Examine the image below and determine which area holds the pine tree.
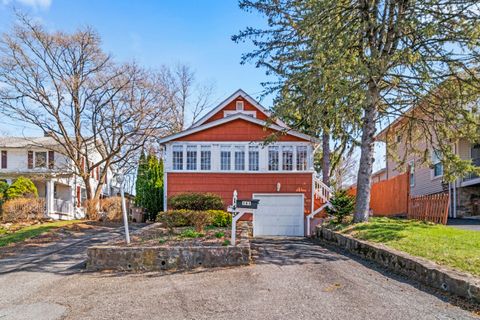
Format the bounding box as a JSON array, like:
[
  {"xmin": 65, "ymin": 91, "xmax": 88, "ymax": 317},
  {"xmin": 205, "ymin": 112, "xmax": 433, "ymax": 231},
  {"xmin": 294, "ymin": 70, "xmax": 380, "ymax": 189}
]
[{"xmin": 135, "ymin": 153, "xmax": 164, "ymax": 221}]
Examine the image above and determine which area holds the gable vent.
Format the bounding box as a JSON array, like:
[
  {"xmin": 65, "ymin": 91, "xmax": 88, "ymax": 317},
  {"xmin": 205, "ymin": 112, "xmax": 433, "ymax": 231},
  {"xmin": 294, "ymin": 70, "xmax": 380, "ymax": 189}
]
[{"xmin": 236, "ymin": 101, "xmax": 244, "ymax": 111}]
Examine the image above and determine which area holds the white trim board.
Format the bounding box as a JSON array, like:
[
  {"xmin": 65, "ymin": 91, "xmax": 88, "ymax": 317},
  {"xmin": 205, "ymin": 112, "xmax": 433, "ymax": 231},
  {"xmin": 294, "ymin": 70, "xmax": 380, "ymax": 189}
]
[
  {"xmin": 157, "ymin": 113, "xmax": 318, "ymax": 144},
  {"xmin": 191, "ymin": 89, "xmax": 287, "ymax": 128}
]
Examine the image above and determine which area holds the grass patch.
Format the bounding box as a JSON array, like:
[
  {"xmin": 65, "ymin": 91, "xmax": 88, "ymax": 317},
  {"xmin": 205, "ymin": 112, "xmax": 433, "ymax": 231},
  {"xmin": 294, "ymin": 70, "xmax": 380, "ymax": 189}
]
[
  {"xmin": 214, "ymin": 231, "xmax": 225, "ymax": 238},
  {"xmin": 340, "ymin": 217, "xmax": 480, "ymax": 277},
  {"xmin": 0, "ymin": 220, "xmax": 82, "ymax": 247}
]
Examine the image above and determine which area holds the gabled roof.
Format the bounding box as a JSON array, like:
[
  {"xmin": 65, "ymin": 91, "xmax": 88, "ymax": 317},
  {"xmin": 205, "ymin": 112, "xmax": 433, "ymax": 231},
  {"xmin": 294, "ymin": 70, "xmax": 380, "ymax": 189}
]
[
  {"xmin": 0, "ymin": 136, "xmax": 59, "ymax": 148},
  {"xmin": 157, "ymin": 113, "xmax": 318, "ymax": 144},
  {"xmin": 191, "ymin": 88, "xmax": 287, "ymax": 128}
]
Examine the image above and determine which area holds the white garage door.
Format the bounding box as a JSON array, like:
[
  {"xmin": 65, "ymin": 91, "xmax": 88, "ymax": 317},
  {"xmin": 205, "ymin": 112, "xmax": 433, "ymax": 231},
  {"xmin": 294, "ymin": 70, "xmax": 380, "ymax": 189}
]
[{"xmin": 253, "ymin": 194, "xmax": 304, "ymax": 237}]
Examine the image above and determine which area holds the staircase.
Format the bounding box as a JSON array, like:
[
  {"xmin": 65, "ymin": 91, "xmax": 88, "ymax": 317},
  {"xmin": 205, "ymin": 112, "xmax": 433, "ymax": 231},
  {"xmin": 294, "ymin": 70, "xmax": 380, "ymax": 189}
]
[{"xmin": 307, "ymin": 175, "xmax": 333, "ymax": 236}]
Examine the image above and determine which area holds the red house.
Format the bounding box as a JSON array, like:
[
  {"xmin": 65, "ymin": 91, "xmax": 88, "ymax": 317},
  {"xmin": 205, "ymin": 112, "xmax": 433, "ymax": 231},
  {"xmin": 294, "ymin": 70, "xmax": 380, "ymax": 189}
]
[{"xmin": 159, "ymin": 89, "xmax": 330, "ymax": 236}]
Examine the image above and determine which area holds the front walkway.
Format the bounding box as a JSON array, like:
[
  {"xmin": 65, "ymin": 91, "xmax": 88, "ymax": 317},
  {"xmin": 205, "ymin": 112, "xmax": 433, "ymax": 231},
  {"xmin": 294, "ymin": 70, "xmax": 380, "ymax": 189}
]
[{"xmin": 0, "ymin": 237, "xmax": 476, "ymax": 319}]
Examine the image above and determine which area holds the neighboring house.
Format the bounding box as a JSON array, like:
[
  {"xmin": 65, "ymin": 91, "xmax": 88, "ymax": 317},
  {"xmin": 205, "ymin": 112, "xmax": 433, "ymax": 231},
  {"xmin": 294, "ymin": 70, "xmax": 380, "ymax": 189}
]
[
  {"xmin": 376, "ymin": 121, "xmax": 480, "ymax": 218},
  {"xmin": 158, "ymin": 89, "xmax": 330, "ymax": 237},
  {"xmin": 371, "ymin": 168, "xmax": 387, "ymax": 184},
  {"xmin": 0, "ymin": 137, "xmax": 118, "ymax": 220}
]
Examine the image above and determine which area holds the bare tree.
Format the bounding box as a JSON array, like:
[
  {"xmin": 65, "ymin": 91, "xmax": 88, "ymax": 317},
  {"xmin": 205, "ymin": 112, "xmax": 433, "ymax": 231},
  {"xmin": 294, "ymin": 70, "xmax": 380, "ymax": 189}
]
[
  {"xmin": 0, "ymin": 14, "xmax": 174, "ymax": 216},
  {"xmin": 159, "ymin": 64, "xmax": 215, "ymax": 132}
]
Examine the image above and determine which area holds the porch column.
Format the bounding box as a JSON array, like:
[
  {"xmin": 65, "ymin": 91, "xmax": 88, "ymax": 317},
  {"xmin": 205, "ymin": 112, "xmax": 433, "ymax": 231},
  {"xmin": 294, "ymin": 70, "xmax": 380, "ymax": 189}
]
[{"xmin": 45, "ymin": 179, "xmax": 55, "ymax": 215}]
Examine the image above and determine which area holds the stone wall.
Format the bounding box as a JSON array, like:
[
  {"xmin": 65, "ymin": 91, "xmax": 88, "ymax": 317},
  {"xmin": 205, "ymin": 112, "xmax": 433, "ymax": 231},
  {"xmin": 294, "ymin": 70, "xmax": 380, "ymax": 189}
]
[
  {"xmin": 87, "ymin": 222, "xmax": 252, "ymax": 272},
  {"xmin": 316, "ymin": 226, "xmax": 480, "ymax": 303},
  {"xmin": 456, "ymin": 185, "xmax": 480, "ymax": 217}
]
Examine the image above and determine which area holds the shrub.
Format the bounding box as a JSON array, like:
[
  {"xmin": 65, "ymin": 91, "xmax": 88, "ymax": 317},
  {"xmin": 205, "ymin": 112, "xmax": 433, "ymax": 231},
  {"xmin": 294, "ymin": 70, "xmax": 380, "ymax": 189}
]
[
  {"xmin": 189, "ymin": 211, "xmax": 213, "ymax": 233},
  {"xmin": 101, "ymin": 197, "xmax": 122, "ymax": 221},
  {"xmin": 325, "ymin": 189, "xmax": 356, "ymax": 224},
  {"xmin": 169, "ymin": 192, "xmax": 224, "ymax": 211},
  {"xmin": 207, "ymin": 210, "xmax": 232, "ymax": 227},
  {"xmin": 84, "ymin": 199, "xmax": 101, "ymax": 221},
  {"xmin": 6, "ymin": 177, "xmax": 38, "ymax": 199},
  {"xmin": 215, "ymin": 231, "xmax": 225, "ymax": 238},
  {"xmin": 156, "ymin": 210, "xmax": 192, "ymax": 231},
  {"xmin": 179, "ymin": 228, "xmax": 204, "ymax": 238},
  {"xmin": 2, "ymin": 198, "xmax": 45, "ymax": 222}
]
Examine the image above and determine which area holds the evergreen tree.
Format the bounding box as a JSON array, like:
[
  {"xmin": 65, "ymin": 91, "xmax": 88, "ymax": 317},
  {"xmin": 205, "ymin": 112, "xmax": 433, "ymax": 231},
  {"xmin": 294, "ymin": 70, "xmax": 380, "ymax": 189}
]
[{"xmin": 135, "ymin": 153, "xmax": 163, "ymax": 221}]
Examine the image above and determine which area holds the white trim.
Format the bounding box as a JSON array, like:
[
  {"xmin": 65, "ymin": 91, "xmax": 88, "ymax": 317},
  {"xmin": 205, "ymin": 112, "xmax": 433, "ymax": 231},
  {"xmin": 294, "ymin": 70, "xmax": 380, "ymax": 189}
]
[
  {"xmin": 224, "ymin": 110, "xmax": 256, "ymax": 118},
  {"xmin": 157, "ymin": 113, "xmax": 318, "ymax": 144},
  {"xmin": 191, "ymin": 89, "xmax": 286, "ymax": 128}
]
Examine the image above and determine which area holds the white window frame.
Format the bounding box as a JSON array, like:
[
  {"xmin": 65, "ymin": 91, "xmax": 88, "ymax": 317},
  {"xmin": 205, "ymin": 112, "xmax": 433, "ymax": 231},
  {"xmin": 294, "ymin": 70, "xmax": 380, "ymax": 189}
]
[
  {"xmin": 200, "ymin": 145, "xmax": 211, "ymax": 171},
  {"xmin": 430, "ymin": 150, "xmax": 443, "ymax": 179},
  {"xmin": 186, "ymin": 145, "xmax": 197, "ymax": 171},
  {"xmin": 236, "ymin": 101, "xmax": 244, "ymax": 111},
  {"xmin": 248, "ymin": 145, "xmax": 259, "ymax": 171},
  {"xmin": 234, "ymin": 145, "xmax": 246, "ymax": 171},
  {"xmin": 167, "ymin": 142, "xmax": 313, "ymax": 173},
  {"xmin": 220, "ymin": 146, "xmax": 231, "ymax": 171}
]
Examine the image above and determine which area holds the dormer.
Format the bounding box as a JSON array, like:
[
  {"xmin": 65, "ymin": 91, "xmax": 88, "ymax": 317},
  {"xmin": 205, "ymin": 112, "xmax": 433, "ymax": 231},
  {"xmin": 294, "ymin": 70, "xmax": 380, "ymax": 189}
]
[{"xmin": 191, "ymin": 89, "xmax": 286, "ymax": 128}]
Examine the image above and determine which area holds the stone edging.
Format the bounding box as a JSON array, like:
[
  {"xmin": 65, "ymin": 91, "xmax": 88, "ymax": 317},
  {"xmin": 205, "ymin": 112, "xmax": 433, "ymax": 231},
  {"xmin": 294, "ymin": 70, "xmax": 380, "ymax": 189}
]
[
  {"xmin": 86, "ymin": 222, "xmax": 252, "ymax": 272},
  {"xmin": 316, "ymin": 226, "xmax": 480, "ymax": 303}
]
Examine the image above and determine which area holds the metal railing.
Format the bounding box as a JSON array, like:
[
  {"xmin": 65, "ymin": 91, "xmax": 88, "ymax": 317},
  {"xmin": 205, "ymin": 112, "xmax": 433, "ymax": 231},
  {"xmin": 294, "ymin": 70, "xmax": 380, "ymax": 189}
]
[
  {"xmin": 313, "ymin": 175, "xmax": 332, "ymax": 203},
  {"xmin": 464, "ymin": 158, "xmax": 480, "ymax": 182}
]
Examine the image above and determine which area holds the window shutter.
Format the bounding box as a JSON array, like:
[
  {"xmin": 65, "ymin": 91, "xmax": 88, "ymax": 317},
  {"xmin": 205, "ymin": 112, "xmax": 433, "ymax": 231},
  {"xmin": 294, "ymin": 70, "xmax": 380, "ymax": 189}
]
[
  {"xmin": 96, "ymin": 167, "xmax": 100, "ymax": 181},
  {"xmin": 76, "ymin": 186, "xmax": 81, "ymax": 207},
  {"xmin": 27, "ymin": 151, "xmax": 33, "ymax": 169},
  {"xmin": 80, "ymin": 157, "xmax": 85, "ymax": 172},
  {"xmin": 1, "ymin": 151, "xmax": 6, "ymax": 169},
  {"xmin": 48, "ymin": 151, "xmax": 55, "ymax": 169}
]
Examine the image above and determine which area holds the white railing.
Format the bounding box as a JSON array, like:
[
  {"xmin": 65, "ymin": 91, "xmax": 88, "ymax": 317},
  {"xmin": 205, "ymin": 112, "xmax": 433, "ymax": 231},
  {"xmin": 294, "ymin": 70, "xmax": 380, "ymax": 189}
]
[
  {"xmin": 54, "ymin": 198, "xmax": 72, "ymax": 214},
  {"xmin": 313, "ymin": 175, "xmax": 332, "ymax": 203},
  {"xmin": 307, "ymin": 175, "xmax": 333, "ymax": 236}
]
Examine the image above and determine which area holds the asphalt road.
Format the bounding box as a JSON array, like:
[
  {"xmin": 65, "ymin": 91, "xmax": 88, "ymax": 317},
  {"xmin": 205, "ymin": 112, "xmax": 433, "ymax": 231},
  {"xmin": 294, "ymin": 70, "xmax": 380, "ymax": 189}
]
[{"xmin": 0, "ymin": 234, "xmax": 477, "ymax": 320}]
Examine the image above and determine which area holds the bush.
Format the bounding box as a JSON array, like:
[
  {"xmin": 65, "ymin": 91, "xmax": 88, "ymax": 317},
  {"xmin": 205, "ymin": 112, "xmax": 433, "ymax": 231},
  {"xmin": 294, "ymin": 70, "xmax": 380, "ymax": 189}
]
[
  {"xmin": 207, "ymin": 210, "xmax": 232, "ymax": 227},
  {"xmin": 101, "ymin": 197, "xmax": 122, "ymax": 221},
  {"xmin": 6, "ymin": 177, "xmax": 38, "ymax": 199},
  {"xmin": 179, "ymin": 228, "xmax": 204, "ymax": 238},
  {"xmin": 169, "ymin": 192, "xmax": 224, "ymax": 211},
  {"xmin": 325, "ymin": 189, "xmax": 356, "ymax": 224},
  {"xmin": 84, "ymin": 199, "xmax": 100, "ymax": 221},
  {"xmin": 156, "ymin": 210, "xmax": 192, "ymax": 231},
  {"xmin": 2, "ymin": 198, "xmax": 45, "ymax": 222},
  {"xmin": 189, "ymin": 211, "xmax": 212, "ymax": 233},
  {"xmin": 156, "ymin": 209, "xmax": 227, "ymax": 233}
]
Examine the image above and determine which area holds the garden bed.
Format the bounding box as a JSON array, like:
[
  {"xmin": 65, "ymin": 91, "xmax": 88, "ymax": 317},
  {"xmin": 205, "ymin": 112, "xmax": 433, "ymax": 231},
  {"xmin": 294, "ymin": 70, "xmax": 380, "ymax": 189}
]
[{"xmin": 86, "ymin": 222, "xmax": 252, "ymax": 272}]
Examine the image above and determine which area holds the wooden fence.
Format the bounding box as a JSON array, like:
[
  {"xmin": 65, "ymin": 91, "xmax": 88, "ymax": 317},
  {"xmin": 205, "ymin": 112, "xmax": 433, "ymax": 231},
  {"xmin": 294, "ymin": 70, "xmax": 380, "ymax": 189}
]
[
  {"xmin": 407, "ymin": 193, "xmax": 450, "ymax": 225},
  {"xmin": 348, "ymin": 172, "xmax": 410, "ymax": 217}
]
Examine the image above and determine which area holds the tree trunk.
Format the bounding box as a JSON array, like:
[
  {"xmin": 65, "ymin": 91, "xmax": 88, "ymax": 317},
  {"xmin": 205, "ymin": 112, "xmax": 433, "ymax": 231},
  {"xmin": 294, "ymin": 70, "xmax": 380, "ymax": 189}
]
[
  {"xmin": 321, "ymin": 130, "xmax": 331, "ymax": 187},
  {"xmin": 354, "ymin": 83, "xmax": 379, "ymax": 222}
]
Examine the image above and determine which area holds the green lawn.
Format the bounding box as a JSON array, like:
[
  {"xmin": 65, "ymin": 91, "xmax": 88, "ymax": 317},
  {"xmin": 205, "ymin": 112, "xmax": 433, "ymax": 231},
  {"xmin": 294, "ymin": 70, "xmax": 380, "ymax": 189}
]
[
  {"xmin": 0, "ymin": 220, "xmax": 82, "ymax": 247},
  {"xmin": 340, "ymin": 217, "xmax": 480, "ymax": 277}
]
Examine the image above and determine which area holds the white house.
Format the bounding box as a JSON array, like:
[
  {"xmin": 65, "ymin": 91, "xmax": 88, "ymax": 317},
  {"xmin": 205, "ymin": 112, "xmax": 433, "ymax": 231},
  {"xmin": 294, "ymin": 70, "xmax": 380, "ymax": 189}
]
[{"xmin": 0, "ymin": 137, "xmax": 119, "ymax": 220}]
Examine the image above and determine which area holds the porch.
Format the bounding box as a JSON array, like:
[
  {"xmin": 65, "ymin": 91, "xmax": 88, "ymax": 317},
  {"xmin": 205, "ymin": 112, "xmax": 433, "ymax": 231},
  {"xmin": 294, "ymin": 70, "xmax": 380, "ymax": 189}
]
[{"xmin": 33, "ymin": 180, "xmax": 75, "ymax": 220}]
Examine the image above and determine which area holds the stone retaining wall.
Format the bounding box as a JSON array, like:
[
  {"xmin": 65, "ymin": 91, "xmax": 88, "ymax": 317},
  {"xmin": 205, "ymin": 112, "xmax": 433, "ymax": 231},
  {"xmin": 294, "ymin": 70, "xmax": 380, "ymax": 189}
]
[
  {"xmin": 86, "ymin": 222, "xmax": 251, "ymax": 272},
  {"xmin": 316, "ymin": 226, "xmax": 480, "ymax": 303}
]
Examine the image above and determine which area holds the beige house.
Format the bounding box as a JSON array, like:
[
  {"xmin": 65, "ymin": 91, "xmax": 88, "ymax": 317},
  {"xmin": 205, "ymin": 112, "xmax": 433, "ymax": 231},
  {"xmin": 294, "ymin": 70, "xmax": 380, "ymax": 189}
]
[{"xmin": 376, "ymin": 123, "xmax": 480, "ymax": 218}]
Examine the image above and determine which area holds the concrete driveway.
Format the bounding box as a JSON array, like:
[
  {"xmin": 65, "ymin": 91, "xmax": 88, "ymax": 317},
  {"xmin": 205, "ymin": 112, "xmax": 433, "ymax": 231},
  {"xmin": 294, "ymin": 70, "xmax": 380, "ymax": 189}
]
[{"xmin": 0, "ymin": 236, "xmax": 477, "ymax": 320}]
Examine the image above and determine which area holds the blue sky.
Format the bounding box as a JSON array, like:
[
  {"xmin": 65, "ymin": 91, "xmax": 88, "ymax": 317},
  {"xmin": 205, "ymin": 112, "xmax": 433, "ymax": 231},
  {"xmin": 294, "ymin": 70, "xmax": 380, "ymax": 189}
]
[
  {"xmin": 0, "ymin": 0, "xmax": 385, "ymax": 172},
  {"xmin": 0, "ymin": 0, "xmax": 272, "ymax": 135}
]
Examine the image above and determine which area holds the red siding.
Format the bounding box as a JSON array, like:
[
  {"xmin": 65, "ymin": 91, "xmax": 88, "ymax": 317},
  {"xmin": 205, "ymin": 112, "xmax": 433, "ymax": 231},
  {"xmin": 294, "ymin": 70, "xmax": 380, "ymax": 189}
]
[
  {"xmin": 174, "ymin": 118, "xmax": 307, "ymax": 142},
  {"xmin": 167, "ymin": 172, "xmax": 313, "ymax": 215},
  {"xmin": 204, "ymin": 96, "xmax": 269, "ymax": 124}
]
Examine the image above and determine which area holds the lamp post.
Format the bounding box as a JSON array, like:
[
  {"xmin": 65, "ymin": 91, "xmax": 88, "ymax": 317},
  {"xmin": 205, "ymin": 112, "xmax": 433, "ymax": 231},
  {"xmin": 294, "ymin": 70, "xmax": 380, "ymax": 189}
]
[{"xmin": 116, "ymin": 173, "xmax": 130, "ymax": 244}]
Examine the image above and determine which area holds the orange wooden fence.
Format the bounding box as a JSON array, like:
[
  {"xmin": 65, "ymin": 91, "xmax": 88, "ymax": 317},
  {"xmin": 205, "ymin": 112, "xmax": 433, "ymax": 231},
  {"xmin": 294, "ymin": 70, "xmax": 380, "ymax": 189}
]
[
  {"xmin": 407, "ymin": 193, "xmax": 450, "ymax": 225},
  {"xmin": 349, "ymin": 172, "xmax": 410, "ymax": 217}
]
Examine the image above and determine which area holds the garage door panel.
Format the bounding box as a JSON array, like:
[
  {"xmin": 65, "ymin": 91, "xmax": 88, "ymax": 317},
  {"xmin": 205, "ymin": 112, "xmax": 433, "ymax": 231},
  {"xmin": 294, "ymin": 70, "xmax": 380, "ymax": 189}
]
[{"xmin": 253, "ymin": 194, "xmax": 304, "ymax": 237}]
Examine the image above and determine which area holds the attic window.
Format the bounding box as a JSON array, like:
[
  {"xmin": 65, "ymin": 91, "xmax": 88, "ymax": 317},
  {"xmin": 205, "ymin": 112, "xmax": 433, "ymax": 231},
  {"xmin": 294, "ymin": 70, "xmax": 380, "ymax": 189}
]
[{"xmin": 236, "ymin": 101, "xmax": 244, "ymax": 111}]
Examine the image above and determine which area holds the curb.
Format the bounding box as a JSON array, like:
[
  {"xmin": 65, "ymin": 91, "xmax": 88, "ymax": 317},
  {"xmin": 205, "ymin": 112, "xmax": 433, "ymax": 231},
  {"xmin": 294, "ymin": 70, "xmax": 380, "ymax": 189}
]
[{"xmin": 316, "ymin": 226, "xmax": 480, "ymax": 304}]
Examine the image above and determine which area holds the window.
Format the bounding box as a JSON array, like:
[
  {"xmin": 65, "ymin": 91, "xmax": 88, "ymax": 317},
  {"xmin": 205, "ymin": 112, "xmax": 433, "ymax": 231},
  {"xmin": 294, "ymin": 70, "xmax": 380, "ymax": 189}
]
[
  {"xmin": 200, "ymin": 145, "xmax": 211, "ymax": 170},
  {"xmin": 1, "ymin": 150, "xmax": 6, "ymax": 169},
  {"xmin": 409, "ymin": 160, "xmax": 415, "ymax": 187},
  {"xmin": 296, "ymin": 146, "xmax": 308, "ymax": 171},
  {"xmin": 172, "ymin": 145, "xmax": 183, "ymax": 170},
  {"xmin": 221, "ymin": 146, "xmax": 231, "ymax": 171},
  {"xmin": 431, "ymin": 150, "xmax": 443, "ymax": 177},
  {"xmin": 35, "ymin": 152, "xmax": 47, "ymax": 168},
  {"xmin": 236, "ymin": 101, "xmax": 244, "ymax": 111},
  {"xmin": 186, "ymin": 145, "xmax": 197, "ymax": 170},
  {"xmin": 282, "ymin": 146, "xmax": 293, "ymax": 171},
  {"xmin": 248, "ymin": 146, "xmax": 259, "ymax": 171},
  {"xmin": 268, "ymin": 146, "xmax": 279, "ymax": 171},
  {"xmin": 396, "ymin": 135, "xmax": 402, "ymax": 143},
  {"xmin": 234, "ymin": 146, "xmax": 245, "ymax": 170}
]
